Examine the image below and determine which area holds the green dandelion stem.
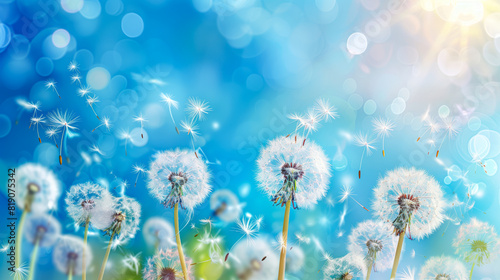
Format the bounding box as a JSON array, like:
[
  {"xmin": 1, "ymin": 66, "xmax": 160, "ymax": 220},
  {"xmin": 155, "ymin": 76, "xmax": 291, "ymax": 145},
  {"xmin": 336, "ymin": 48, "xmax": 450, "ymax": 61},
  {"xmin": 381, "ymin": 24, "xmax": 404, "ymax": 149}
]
[
  {"xmin": 390, "ymin": 230, "xmax": 405, "ymax": 280},
  {"xmin": 27, "ymin": 238, "xmax": 40, "ymax": 280},
  {"xmin": 278, "ymin": 199, "xmax": 292, "ymax": 280},
  {"xmin": 98, "ymin": 229, "xmax": 116, "ymax": 280},
  {"xmin": 175, "ymin": 203, "xmax": 189, "ymax": 280},
  {"xmin": 82, "ymin": 217, "xmax": 90, "ymax": 280},
  {"xmin": 15, "ymin": 210, "xmax": 28, "ymax": 268}
]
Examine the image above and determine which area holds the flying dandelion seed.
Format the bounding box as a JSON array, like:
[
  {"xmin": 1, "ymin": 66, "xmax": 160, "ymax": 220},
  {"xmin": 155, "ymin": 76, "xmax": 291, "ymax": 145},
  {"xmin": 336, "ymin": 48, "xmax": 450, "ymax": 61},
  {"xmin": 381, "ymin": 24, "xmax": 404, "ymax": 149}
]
[
  {"xmin": 417, "ymin": 117, "xmax": 440, "ymax": 142},
  {"xmin": 347, "ymin": 220, "xmax": 397, "ymax": 279},
  {"xmin": 353, "ymin": 133, "xmax": 376, "ymax": 179},
  {"xmin": 186, "ymin": 97, "xmax": 211, "ymax": 122},
  {"xmin": 71, "ymin": 74, "xmax": 83, "ymax": 87},
  {"xmin": 65, "ymin": 182, "xmax": 115, "ymax": 280},
  {"xmin": 373, "ymin": 168, "xmax": 445, "ymax": 280},
  {"xmin": 397, "ymin": 266, "xmax": 416, "ymax": 280},
  {"xmin": 372, "ymin": 117, "xmax": 394, "ymax": 157},
  {"xmin": 78, "ymin": 87, "xmax": 91, "ymax": 98},
  {"xmin": 45, "ymin": 127, "xmax": 60, "ymax": 147},
  {"xmin": 143, "ymin": 217, "xmax": 175, "ymax": 252},
  {"xmin": 16, "ymin": 99, "xmax": 40, "ymax": 126},
  {"xmin": 132, "ymin": 164, "xmax": 146, "ymax": 187},
  {"xmin": 85, "ymin": 95, "xmax": 100, "ymax": 120},
  {"xmin": 453, "ymin": 218, "xmax": 500, "ymax": 279},
  {"xmin": 160, "ymin": 92, "xmax": 180, "ymax": 134},
  {"xmin": 257, "ymin": 137, "xmax": 330, "ymax": 280},
  {"xmin": 89, "ymin": 144, "xmax": 104, "ymax": 155},
  {"xmin": 92, "ymin": 116, "xmax": 111, "ymax": 132},
  {"xmin": 231, "ymin": 238, "xmax": 278, "ymax": 280},
  {"xmin": 301, "ymin": 110, "xmax": 321, "ymax": 144},
  {"xmin": 314, "ymin": 99, "xmax": 338, "ymax": 122},
  {"xmin": 180, "ymin": 120, "xmax": 200, "ymax": 156},
  {"xmin": 48, "ymin": 110, "xmax": 79, "ymax": 165},
  {"xmin": 30, "ymin": 115, "xmax": 45, "ymax": 143},
  {"xmin": 24, "ymin": 214, "xmax": 61, "ymax": 280},
  {"xmin": 118, "ymin": 129, "xmax": 132, "ymax": 156},
  {"xmin": 338, "ymin": 185, "xmax": 369, "ymax": 212},
  {"xmin": 11, "ymin": 262, "xmax": 29, "ymax": 280},
  {"xmin": 147, "ymin": 149, "xmax": 211, "ymax": 280},
  {"xmin": 15, "ymin": 163, "xmax": 61, "ymax": 270},
  {"xmin": 45, "ymin": 80, "xmax": 61, "ymax": 99},
  {"xmin": 418, "ymin": 256, "xmax": 467, "ymax": 280},
  {"xmin": 143, "ymin": 249, "xmax": 193, "ymax": 280},
  {"xmin": 98, "ymin": 196, "xmax": 141, "ymax": 280},
  {"xmin": 68, "ymin": 61, "xmax": 79, "ymax": 73},
  {"xmin": 53, "ymin": 235, "xmax": 92, "ymax": 279},
  {"xmin": 436, "ymin": 118, "xmax": 460, "ymax": 158},
  {"xmin": 322, "ymin": 253, "xmax": 366, "ymax": 280},
  {"xmin": 122, "ymin": 253, "xmax": 141, "ymax": 275},
  {"xmin": 133, "ymin": 113, "xmax": 147, "ymax": 138},
  {"xmin": 286, "ymin": 113, "xmax": 304, "ymax": 142}
]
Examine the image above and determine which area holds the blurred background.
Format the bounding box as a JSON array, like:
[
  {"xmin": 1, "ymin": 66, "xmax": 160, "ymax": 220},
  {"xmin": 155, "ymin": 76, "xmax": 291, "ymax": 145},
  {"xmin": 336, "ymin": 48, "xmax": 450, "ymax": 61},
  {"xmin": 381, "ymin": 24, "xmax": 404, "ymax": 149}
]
[{"xmin": 0, "ymin": 0, "xmax": 499, "ymax": 279}]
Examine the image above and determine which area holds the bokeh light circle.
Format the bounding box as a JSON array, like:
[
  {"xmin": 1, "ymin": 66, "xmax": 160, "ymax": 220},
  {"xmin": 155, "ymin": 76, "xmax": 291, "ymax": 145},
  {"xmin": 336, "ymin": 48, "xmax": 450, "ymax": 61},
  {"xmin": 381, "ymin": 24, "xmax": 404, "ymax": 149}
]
[
  {"xmin": 437, "ymin": 48, "xmax": 463, "ymax": 76},
  {"xmin": 363, "ymin": 99, "xmax": 377, "ymax": 115},
  {"xmin": 130, "ymin": 127, "xmax": 148, "ymax": 147},
  {"xmin": 86, "ymin": 67, "xmax": 110, "ymax": 90},
  {"xmin": 444, "ymin": 176, "xmax": 451, "ymax": 185},
  {"xmin": 484, "ymin": 13, "xmax": 500, "ymax": 38},
  {"xmin": 0, "ymin": 114, "xmax": 11, "ymax": 138},
  {"xmin": 61, "ymin": 0, "xmax": 84, "ymax": 13},
  {"xmin": 346, "ymin": 32, "xmax": 367, "ymax": 55},
  {"xmin": 80, "ymin": 0, "xmax": 101, "ymax": 19},
  {"xmin": 315, "ymin": 0, "xmax": 336, "ymax": 12},
  {"xmin": 391, "ymin": 97, "xmax": 406, "ymax": 115},
  {"xmin": 468, "ymin": 116, "xmax": 481, "ymax": 131},
  {"xmin": 0, "ymin": 23, "xmax": 11, "ymax": 49},
  {"xmin": 121, "ymin": 13, "xmax": 144, "ymax": 38},
  {"xmin": 52, "ymin": 29, "xmax": 70, "ymax": 48},
  {"xmin": 468, "ymin": 134, "xmax": 490, "ymax": 161},
  {"xmin": 438, "ymin": 105, "xmax": 450, "ymax": 118},
  {"xmin": 35, "ymin": 57, "xmax": 54, "ymax": 76},
  {"xmin": 484, "ymin": 159, "xmax": 497, "ymax": 176},
  {"xmin": 348, "ymin": 94, "xmax": 363, "ymax": 110}
]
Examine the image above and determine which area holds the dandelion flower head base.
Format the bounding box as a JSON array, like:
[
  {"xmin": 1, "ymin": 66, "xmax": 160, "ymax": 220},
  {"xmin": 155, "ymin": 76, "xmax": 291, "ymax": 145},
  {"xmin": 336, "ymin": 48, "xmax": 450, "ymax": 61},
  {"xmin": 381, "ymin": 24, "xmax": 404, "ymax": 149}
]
[
  {"xmin": 435, "ymin": 273, "xmax": 451, "ymax": 280},
  {"xmin": 25, "ymin": 182, "xmax": 40, "ymax": 211},
  {"xmin": 272, "ymin": 162, "xmax": 304, "ymax": 208},
  {"xmin": 104, "ymin": 211, "xmax": 126, "ymax": 237},
  {"xmin": 366, "ymin": 239, "xmax": 383, "ymax": 264},
  {"xmin": 160, "ymin": 267, "xmax": 177, "ymax": 280},
  {"xmin": 469, "ymin": 240, "xmax": 489, "ymax": 264},
  {"xmin": 80, "ymin": 200, "xmax": 95, "ymax": 212},
  {"xmin": 341, "ymin": 272, "xmax": 353, "ymax": 280},
  {"xmin": 393, "ymin": 194, "xmax": 420, "ymax": 238},
  {"xmin": 162, "ymin": 172, "xmax": 189, "ymax": 209}
]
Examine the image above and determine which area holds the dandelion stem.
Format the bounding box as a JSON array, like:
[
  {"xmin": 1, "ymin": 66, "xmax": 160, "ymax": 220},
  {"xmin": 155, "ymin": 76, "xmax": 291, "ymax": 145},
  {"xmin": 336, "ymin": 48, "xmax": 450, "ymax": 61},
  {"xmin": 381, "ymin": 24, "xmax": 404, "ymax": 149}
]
[
  {"xmin": 59, "ymin": 126, "xmax": 66, "ymax": 165},
  {"xmin": 365, "ymin": 260, "xmax": 373, "ymax": 280},
  {"xmin": 97, "ymin": 230, "xmax": 115, "ymax": 280},
  {"xmin": 390, "ymin": 231, "xmax": 405, "ymax": 280},
  {"xmin": 15, "ymin": 210, "xmax": 28, "ymax": 269},
  {"xmin": 82, "ymin": 217, "xmax": 90, "ymax": 280},
  {"xmin": 174, "ymin": 203, "xmax": 189, "ymax": 280},
  {"xmin": 68, "ymin": 264, "xmax": 73, "ymax": 280},
  {"xmin": 27, "ymin": 239, "xmax": 40, "ymax": 280},
  {"xmin": 469, "ymin": 262, "xmax": 475, "ymax": 280},
  {"xmin": 278, "ymin": 199, "xmax": 291, "ymax": 280}
]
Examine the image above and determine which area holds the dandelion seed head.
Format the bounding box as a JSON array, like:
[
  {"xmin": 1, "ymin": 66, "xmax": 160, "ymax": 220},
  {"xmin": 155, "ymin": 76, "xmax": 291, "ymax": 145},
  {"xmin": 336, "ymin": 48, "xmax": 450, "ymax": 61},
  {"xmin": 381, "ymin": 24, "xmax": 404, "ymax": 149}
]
[
  {"xmin": 373, "ymin": 168, "xmax": 446, "ymax": 240},
  {"xmin": 419, "ymin": 256, "xmax": 467, "ymax": 280},
  {"xmin": 147, "ymin": 149, "xmax": 211, "ymax": 210},
  {"xmin": 453, "ymin": 218, "xmax": 500, "ymax": 266},
  {"xmin": 65, "ymin": 182, "xmax": 115, "ymax": 229},
  {"xmin": 71, "ymin": 75, "xmax": 81, "ymax": 83},
  {"xmin": 186, "ymin": 97, "xmax": 211, "ymax": 121},
  {"xmin": 338, "ymin": 185, "xmax": 352, "ymax": 203},
  {"xmin": 78, "ymin": 87, "xmax": 91, "ymax": 97},
  {"xmin": 323, "ymin": 253, "xmax": 366, "ymax": 280},
  {"xmin": 232, "ymin": 237, "xmax": 278, "ymax": 280},
  {"xmin": 86, "ymin": 95, "xmax": 99, "ymax": 106},
  {"xmin": 133, "ymin": 164, "xmax": 145, "ymax": 174},
  {"xmin": 143, "ymin": 217, "xmax": 175, "ymax": 250},
  {"xmin": 122, "ymin": 253, "xmax": 141, "ymax": 274},
  {"xmin": 133, "ymin": 113, "xmax": 147, "ymax": 123},
  {"xmin": 235, "ymin": 216, "xmax": 260, "ymax": 241},
  {"xmin": 210, "ymin": 189, "xmax": 242, "ymax": 223},
  {"xmin": 45, "ymin": 80, "xmax": 56, "ymax": 88},
  {"xmin": 68, "ymin": 61, "xmax": 78, "ymax": 71},
  {"xmin": 53, "ymin": 235, "xmax": 91, "ymax": 276},
  {"xmin": 160, "ymin": 93, "xmax": 179, "ymax": 109},
  {"xmin": 143, "ymin": 249, "xmax": 192, "ymax": 280},
  {"xmin": 16, "ymin": 163, "xmax": 61, "ymax": 212},
  {"xmin": 347, "ymin": 220, "xmax": 398, "ymax": 272},
  {"xmin": 118, "ymin": 129, "xmax": 131, "ymax": 140},
  {"xmin": 45, "ymin": 128, "xmax": 60, "ymax": 138},
  {"xmin": 257, "ymin": 137, "xmax": 331, "ymax": 208},
  {"xmin": 398, "ymin": 266, "xmax": 416, "ymax": 280},
  {"xmin": 180, "ymin": 120, "xmax": 199, "ymax": 138},
  {"xmin": 48, "ymin": 110, "xmax": 79, "ymax": 130},
  {"xmin": 30, "ymin": 115, "xmax": 46, "ymax": 125},
  {"xmin": 24, "ymin": 214, "xmax": 61, "ymax": 247}
]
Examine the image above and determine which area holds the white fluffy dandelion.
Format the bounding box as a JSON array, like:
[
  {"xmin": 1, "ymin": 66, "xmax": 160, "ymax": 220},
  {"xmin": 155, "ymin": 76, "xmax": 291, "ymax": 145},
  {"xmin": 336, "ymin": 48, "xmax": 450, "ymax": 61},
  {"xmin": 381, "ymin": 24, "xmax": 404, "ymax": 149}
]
[
  {"xmin": 98, "ymin": 196, "xmax": 141, "ymax": 280},
  {"xmin": 372, "ymin": 117, "xmax": 394, "ymax": 157},
  {"xmin": 210, "ymin": 189, "xmax": 242, "ymax": 223},
  {"xmin": 143, "ymin": 217, "xmax": 175, "ymax": 252},
  {"xmin": 353, "ymin": 133, "xmax": 376, "ymax": 179},
  {"xmin": 24, "ymin": 214, "xmax": 61, "ymax": 280},
  {"xmin": 65, "ymin": 182, "xmax": 114, "ymax": 280},
  {"xmin": 347, "ymin": 220, "xmax": 398, "ymax": 279},
  {"xmin": 452, "ymin": 218, "xmax": 500, "ymax": 279},
  {"xmin": 372, "ymin": 168, "xmax": 445, "ymax": 279},
  {"xmin": 147, "ymin": 149, "xmax": 211, "ymax": 280},
  {"xmin": 53, "ymin": 235, "xmax": 92, "ymax": 278},
  {"xmin": 143, "ymin": 249, "xmax": 193, "ymax": 280},
  {"xmin": 257, "ymin": 136, "xmax": 330, "ymax": 280},
  {"xmin": 232, "ymin": 237, "xmax": 279, "ymax": 280},
  {"xmin": 323, "ymin": 253, "xmax": 366, "ymax": 280},
  {"xmin": 418, "ymin": 256, "xmax": 467, "ymax": 280}
]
